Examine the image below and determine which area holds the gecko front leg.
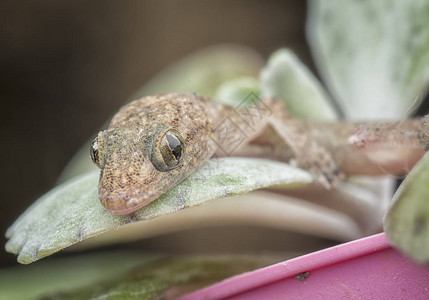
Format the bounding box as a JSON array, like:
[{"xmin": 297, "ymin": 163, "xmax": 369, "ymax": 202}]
[
  {"xmin": 273, "ymin": 122, "xmax": 345, "ymax": 188},
  {"xmin": 212, "ymin": 98, "xmax": 344, "ymax": 188},
  {"xmin": 264, "ymin": 100, "xmax": 345, "ymax": 188}
]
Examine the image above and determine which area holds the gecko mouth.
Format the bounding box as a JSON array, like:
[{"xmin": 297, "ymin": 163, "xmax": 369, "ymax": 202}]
[
  {"xmin": 98, "ymin": 182, "xmax": 160, "ymax": 216},
  {"xmin": 100, "ymin": 194, "xmax": 156, "ymax": 216}
]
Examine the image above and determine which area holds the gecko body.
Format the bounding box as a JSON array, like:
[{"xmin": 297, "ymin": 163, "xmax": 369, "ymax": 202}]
[{"xmin": 90, "ymin": 93, "xmax": 426, "ymax": 215}]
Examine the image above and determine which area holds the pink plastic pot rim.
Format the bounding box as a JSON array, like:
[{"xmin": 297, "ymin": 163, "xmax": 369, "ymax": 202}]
[{"xmin": 178, "ymin": 232, "xmax": 391, "ymax": 300}]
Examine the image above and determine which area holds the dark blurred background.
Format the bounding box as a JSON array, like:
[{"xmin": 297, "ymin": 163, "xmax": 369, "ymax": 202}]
[{"xmin": 0, "ymin": 1, "xmax": 318, "ymax": 266}]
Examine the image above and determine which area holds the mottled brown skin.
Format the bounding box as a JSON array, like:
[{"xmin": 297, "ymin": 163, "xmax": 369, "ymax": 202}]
[
  {"xmin": 91, "ymin": 93, "xmax": 428, "ymax": 215},
  {"xmin": 91, "ymin": 93, "xmax": 217, "ymax": 215}
]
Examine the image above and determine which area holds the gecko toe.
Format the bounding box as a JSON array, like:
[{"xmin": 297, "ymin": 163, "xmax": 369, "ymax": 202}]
[{"xmin": 308, "ymin": 160, "xmax": 343, "ymax": 189}]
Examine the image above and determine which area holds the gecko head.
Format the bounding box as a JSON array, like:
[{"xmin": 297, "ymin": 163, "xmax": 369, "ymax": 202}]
[
  {"xmin": 90, "ymin": 126, "xmax": 189, "ymax": 215},
  {"xmin": 90, "ymin": 94, "xmax": 216, "ymax": 215}
]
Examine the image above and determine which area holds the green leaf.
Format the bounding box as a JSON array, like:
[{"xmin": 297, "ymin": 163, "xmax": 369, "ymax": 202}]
[
  {"xmin": 308, "ymin": 0, "xmax": 429, "ymax": 120},
  {"xmin": 72, "ymin": 190, "xmax": 363, "ymax": 251},
  {"xmin": 6, "ymin": 158, "xmax": 312, "ymax": 264},
  {"xmin": 259, "ymin": 49, "xmax": 338, "ymax": 121},
  {"xmin": 0, "ymin": 253, "xmax": 278, "ymax": 300},
  {"xmin": 384, "ymin": 152, "xmax": 429, "ymax": 264},
  {"xmin": 215, "ymin": 76, "xmax": 260, "ymax": 107},
  {"xmin": 38, "ymin": 255, "xmax": 279, "ymax": 300},
  {"xmin": 0, "ymin": 252, "xmax": 157, "ymax": 300}
]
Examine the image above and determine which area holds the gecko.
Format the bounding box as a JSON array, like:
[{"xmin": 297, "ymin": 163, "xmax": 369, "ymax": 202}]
[{"xmin": 90, "ymin": 93, "xmax": 427, "ymax": 215}]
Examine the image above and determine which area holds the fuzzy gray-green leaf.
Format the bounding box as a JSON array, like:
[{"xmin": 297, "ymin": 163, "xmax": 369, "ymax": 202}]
[
  {"xmin": 215, "ymin": 76, "xmax": 260, "ymax": 107},
  {"xmin": 42, "ymin": 255, "xmax": 279, "ymax": 300},
  {"xmin": 260, "ymin": 49, "xmax": 338, "ymax": 121},
  {"xmin": 384, "ymin": 152, "xmax": 429, "ymax": 264},
  {"xmin": 6, "ymin": 158, "xmax": 312, "ymax": 264},
  {"xmin": 308, "ymin": 0, "xmax": 429, "ymax": 119},
  {"xmin": 0, "ymin": 252, "xmax": 157, "ymax": 300}
]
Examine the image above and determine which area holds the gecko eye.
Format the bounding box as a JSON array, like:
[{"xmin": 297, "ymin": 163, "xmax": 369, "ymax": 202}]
[
  {"xmin": 151, "ymin": 129, "xmax": 185, "ymax": 171},
  {"xmin": 90, "ymin": 136, "xmax": 101, "ymax": 168}
]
